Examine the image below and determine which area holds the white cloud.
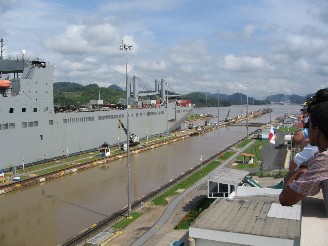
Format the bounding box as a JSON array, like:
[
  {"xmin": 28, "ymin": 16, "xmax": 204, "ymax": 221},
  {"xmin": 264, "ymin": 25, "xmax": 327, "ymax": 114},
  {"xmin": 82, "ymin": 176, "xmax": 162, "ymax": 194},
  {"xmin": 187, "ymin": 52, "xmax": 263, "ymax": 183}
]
[
  {"xmin": 318, "ymin": 53, "xmax": 328, "ymax": 65},
  {"xmin": 2, "ymin": 0, "xmax": 328, "ymax": 97},
  {"xmin": 45, "ymin": 25, "xmax": 89, "ymax": 55},
  {"xmin": 0, "ymin": 0, "xmax": 21, "ymax": 13},
  {"xmin": 221, "ymin": 55, "xmax": 274, "ymax": 72},
  {"xmin": 295, "ymin": 59, "xmax": 310, "ymax": 71},
  {"xmin": 286, "ymin": 35, "xmax": 326, "ymax": 55},
  {"xmin": 218, "ymin": 24, "xmax": 258, "ymax": 41},
  {"xmin": 138, "ymin": 60, "xmax": 167, "ymax": 71},
  {"xmin": 102, "ymin": 0, "xmax": 183, "ymax": 13}
]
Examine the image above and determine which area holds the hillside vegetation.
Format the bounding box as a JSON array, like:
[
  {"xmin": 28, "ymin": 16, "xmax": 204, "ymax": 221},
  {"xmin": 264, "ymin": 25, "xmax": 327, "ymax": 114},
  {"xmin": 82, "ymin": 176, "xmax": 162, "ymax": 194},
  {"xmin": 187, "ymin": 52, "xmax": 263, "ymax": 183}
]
[
  {"xmin": 53, "ymin": 82, "xmax": 309, "ymax": 107},
  {"xmin": 54, "ymin": 82, "xmax": 125, "ymax": 106}
]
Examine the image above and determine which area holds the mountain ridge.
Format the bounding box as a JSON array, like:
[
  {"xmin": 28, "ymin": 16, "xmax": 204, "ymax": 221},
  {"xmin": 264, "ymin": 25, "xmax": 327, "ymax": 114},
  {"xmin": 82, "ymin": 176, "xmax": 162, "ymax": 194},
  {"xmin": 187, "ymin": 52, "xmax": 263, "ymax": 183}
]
[{"xmin": 53, "ymin": 82, "xmax": 313, "ymax": 107}]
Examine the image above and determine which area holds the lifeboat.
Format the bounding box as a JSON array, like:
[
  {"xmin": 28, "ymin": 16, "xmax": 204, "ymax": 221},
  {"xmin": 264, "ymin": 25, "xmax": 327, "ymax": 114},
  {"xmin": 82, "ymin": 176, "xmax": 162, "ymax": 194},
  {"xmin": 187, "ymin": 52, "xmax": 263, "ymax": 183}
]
[{"xmin": 0, "ymin": 80, "xmax": 11, "ymax": 89}]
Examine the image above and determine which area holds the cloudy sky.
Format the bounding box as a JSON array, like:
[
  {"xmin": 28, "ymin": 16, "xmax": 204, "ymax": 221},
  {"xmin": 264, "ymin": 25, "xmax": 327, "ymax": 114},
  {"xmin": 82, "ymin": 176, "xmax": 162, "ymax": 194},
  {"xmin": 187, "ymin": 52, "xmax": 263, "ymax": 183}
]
[{"xmin": 1, "ymin": 0, "xmax": 328, "ymax": 97}]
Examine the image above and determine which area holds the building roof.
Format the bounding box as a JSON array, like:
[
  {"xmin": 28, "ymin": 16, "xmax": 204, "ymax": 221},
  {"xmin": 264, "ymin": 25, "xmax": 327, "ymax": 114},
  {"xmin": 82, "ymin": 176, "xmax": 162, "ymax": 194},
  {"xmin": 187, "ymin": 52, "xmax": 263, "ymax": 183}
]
[
  {"xmin": 208, "ymin": 168, "xmax": 249, "ymax": 186},
  {"xmin": 241, "ymin": 153, "xmax": 255, "ymax": 157},
  {"xmin": 191, "ymin": 195, "xmax": 300, "ymax": 240}
]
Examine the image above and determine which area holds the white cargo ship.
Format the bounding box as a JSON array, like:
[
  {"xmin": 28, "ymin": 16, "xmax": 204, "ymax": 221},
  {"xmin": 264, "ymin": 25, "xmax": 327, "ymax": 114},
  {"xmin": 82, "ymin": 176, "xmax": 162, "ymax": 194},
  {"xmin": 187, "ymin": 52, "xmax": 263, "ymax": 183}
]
[{"xmin": 0, "ymin": 42, "xmax": 192, "ymax": 170}]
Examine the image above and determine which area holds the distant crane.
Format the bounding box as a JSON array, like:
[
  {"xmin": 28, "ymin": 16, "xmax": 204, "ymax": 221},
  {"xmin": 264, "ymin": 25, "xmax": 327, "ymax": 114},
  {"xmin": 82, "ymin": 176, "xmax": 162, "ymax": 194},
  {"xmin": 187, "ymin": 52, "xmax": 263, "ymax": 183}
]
[
  {"xmin": 225, "ymin": 109, "xmax": 230, "ymax": 122},
  {"xmin": 118, "ymin": 119, "xmax": 140, "ymax": 149}
]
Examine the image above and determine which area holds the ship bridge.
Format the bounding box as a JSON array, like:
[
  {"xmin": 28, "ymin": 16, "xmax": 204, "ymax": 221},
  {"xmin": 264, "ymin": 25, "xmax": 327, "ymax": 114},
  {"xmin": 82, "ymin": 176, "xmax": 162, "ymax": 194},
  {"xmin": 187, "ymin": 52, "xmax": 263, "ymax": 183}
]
[{"xmin": 0, "ymin": 59, "xmax": 28, "ymax": 78}]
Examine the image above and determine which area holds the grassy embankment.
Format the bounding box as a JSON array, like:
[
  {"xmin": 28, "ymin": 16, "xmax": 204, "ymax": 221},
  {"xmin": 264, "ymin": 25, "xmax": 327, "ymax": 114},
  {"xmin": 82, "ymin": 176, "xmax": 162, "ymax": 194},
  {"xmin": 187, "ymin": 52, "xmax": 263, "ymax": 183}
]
[
  {"xmin": 109, "ymin": 150, "xmax": 236, "ymax": 230},
  {"xmin": 14, "ymin": 152, "xmax": 102, "ymax": 179},
  {"xmin": 173, "ymin": 134, "xmax": 293, "ymax": 229},
  {"xmin": 175, "ymin": 197, "xmax": 214, "ymax": 229},
  {"xmin": 112, "ymin": 212, "xmax": 143, "ymax": 230},
  {"xmin": 232, "ymin": 127, "xmax": 295, "ymax": 177},
  {"xmin": 112, "ymin": 129, "xmax": 295, "ymax": 230},
  {"xmin": 151, "ymin": 151, "xmax": 235, "ymax": 206}
]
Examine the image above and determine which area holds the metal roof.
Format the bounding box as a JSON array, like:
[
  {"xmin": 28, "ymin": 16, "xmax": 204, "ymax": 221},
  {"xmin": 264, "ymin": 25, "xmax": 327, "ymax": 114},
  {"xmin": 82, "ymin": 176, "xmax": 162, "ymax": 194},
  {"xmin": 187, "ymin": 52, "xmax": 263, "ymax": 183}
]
[
  {"xmin": 191, "ymin": 195, "xmax": 300, "ymax": 240},
  {"xmin": 208, "ymin": 168, "xmax": 249, "ymax": 186}
]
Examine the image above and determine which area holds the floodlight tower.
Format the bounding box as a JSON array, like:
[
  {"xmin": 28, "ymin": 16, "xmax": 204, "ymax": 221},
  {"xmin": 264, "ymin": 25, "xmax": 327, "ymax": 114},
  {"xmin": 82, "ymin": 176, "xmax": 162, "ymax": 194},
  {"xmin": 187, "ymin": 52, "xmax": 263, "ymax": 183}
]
[
  {"xmin": 244, "ymin": 83, "xmax": 250, "ymax": 138},
  {"xmin": 119, "ymin": 40, "xmax": 133, "ymax": 216}
]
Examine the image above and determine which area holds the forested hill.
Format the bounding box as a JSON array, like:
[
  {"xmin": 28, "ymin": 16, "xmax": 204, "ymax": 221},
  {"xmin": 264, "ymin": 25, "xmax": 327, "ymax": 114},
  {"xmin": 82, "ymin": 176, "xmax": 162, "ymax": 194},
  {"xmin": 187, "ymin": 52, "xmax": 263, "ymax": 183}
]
[
  {"xmin": 54, "ymin": 82, "xmax": 125, "ymax": 106},
  {"xmin": 182, "ymin": 92, "xmax": 307, "ymax": 107},
  {"xmin": 53, "ymin": 82, "xmax": 309, "ymax": 107}
]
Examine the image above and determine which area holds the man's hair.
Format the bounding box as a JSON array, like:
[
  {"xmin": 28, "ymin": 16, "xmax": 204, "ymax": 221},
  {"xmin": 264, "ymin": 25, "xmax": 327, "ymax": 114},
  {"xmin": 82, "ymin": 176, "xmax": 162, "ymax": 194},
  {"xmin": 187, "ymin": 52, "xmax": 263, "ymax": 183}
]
[
  {"xmin": 307, "ymin": 88, "xmax": 328, "ymax": 113},
  {"xmin": 310, "ymin": 102, "xmax": 328, "ymax": 140}
]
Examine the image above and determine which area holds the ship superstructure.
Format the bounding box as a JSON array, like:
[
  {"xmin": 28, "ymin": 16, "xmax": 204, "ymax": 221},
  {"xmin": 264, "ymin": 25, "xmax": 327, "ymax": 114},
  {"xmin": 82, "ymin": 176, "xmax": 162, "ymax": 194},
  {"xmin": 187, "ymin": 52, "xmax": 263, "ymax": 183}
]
[{"xmin": 0, "ymin": 42, "xmax": 192, "ymax": 170}]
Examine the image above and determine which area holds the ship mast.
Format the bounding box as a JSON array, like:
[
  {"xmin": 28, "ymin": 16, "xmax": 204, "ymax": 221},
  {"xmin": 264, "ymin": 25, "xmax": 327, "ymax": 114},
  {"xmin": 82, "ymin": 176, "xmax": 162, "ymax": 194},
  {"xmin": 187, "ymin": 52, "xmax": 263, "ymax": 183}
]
[{"xmin": 0, "ymin": 38, "xmax": 4, "ymax": 60}]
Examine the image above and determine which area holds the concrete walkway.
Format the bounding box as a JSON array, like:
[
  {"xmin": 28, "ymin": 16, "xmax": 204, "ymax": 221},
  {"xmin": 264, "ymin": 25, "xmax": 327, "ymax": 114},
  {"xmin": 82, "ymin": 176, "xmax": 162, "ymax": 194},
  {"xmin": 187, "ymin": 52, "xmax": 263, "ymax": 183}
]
[{"xmin": 131, "ymin": 140, "xmax": 256, "ymax": 246}]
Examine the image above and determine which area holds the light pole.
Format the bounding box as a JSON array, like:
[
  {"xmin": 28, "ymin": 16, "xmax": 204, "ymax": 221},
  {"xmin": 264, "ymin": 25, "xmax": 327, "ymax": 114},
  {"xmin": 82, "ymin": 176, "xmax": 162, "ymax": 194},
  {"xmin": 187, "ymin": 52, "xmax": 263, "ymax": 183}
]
[
  {"xmin": 120, "ymin": 40, "xmax": 133, "ymax": 216},
  {"xmin": 268, "ymin": 90, "xmax": 272, "ymax": 123},
  {"xmin": 205, "ymin": 92, "xmax": 208, "ymax": 108},
  {"xmin": 166, "ymin": 81, "xmax": 169, "ymax": 134},
  {"xmin": 217, "ymin": 90, "xmax": 220, "ymax": 122},
  {"xmin": 200, "ymin": 155, "xmax": 203, "ymax": 174},
  {"xmin": 244, "ymin": 83, "xmax": 250, "ymax": 138}
]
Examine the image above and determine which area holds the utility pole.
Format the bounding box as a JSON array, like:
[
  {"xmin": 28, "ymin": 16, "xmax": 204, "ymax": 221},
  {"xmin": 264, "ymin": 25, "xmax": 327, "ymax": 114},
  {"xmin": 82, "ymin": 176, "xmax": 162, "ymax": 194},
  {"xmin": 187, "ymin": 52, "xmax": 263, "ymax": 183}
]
[
  {"xmin": 244, "ymin": 83, "xmax": 250, "ymax": 138},
  {"xmin": 217, "ymin": 90, "xmax": 220, "ymax": 122},
  {"xmin": 120, "ymin": 40, "xmax": 133, "ymax": 216}
]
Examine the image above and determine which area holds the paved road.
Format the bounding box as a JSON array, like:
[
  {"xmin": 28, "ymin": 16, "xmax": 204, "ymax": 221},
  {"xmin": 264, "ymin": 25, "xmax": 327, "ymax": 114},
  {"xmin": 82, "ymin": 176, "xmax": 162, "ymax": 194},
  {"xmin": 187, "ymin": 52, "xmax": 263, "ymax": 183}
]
[
  {"xmin": 131, "ymin": 140, "xmax": 256, "ymax": 246},
  {"xmin": 261, "ymin": 132, "xmax": 287, "ymax": 170}
]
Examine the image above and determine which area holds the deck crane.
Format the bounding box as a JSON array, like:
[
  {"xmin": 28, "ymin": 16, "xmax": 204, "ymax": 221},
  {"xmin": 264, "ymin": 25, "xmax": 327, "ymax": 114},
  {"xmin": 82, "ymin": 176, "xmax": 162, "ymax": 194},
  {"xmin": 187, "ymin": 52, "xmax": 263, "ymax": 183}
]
[
  {"xmin": 224, "ymin": 109, "xmax": 230, "ymax": 122},
  {"xmin": 118, "ymin": 119, "xmax": 140, "ymax": 149}
]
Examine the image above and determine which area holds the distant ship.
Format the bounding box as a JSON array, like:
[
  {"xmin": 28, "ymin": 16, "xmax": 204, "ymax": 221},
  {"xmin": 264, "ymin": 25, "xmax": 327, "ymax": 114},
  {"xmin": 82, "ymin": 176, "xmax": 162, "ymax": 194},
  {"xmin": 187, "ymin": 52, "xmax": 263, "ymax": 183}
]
[
  {"xmin": 279, "ymin": 99, "xmax": 290, "ymax": 105},
  {"xmin": 0, "ymin": 41, "xmax": 192, "ymax": 170}
]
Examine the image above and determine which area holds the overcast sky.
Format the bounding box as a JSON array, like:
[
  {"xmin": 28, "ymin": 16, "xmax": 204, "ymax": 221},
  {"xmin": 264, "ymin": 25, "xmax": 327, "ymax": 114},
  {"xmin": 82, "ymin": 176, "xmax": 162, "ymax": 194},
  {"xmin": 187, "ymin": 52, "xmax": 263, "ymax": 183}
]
[{"xmin": 1, "ymin": 0, "xmax": 328, "ymax": 97}]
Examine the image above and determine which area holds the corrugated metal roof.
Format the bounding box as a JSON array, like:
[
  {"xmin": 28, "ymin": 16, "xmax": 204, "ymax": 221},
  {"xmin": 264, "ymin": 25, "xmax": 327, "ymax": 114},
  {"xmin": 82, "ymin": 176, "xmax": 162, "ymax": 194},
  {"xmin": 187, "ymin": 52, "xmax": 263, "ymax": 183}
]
[
  {"xmin": 191, "ymin": 196, "xmax": 300, "ymax": 239},
  {"xmin": 208, "ymin": 168, "xmax": 249, "ymax": 186}
]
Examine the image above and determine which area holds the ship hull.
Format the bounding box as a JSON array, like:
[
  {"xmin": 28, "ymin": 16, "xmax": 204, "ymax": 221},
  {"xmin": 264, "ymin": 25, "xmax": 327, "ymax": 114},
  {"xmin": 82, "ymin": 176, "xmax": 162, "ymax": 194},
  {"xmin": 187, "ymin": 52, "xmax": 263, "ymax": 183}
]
[
  {"xmin": 0, "ymin": 106, "xmax": 191, "ymax": 169},
  {"xmin": 0, "ymin": 60, "xmax": 192, "ymax": 170}
]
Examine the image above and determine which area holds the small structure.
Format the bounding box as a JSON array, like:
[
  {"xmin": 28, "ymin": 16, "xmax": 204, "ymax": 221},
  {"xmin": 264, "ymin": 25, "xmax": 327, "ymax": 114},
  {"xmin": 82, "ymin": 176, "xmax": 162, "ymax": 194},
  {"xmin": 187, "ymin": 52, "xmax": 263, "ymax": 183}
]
[
  {"xmin": 13, "ymin": 176, "xmax": 21, "ymax": 181},
  {"xmin": 284, "ymin": 134, "xmax": 292, "ymax": 149},
  {"xmin": 86, "ymin": 229, "xmax": 117, "ymax": 245},
  {"xmin": 241, "ymin": 153, "xmax": 255, "ymax": 164},
  {"xmin": 261, "ymin": 126, "xmax": 271, "ymax": 140},
  {"xmin": 283, "ymin": 116, "xmax": 295, "ymax": 127},
  {"xmin": 99, "ymin": 142, "xmax": 110, "ymax": 157},
  {"xmin": 207, "ymin": 168, "xmax": 249, "ymax": 198},
  {"xmin": 99, "ymin": 147, "xmax": 110, "ymax": 157}
]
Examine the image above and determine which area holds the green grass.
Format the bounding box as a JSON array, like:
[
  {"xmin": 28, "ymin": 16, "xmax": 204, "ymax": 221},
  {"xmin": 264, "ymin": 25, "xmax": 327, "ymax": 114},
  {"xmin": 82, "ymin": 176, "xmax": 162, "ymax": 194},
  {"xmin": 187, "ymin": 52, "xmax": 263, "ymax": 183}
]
[
  {"xmin": 175, "ymin": 198, "xmax": 214, "ymax": 229},
  {"xmin": 234, "ymin": 163, "xmax": 258, "ymax": 170},
  {"xmin": 255, "ymin": 169, "xmax": 289, "ymax": 178},
  {"xmin": 276, "ymin": 126, "xmax": 297, "ymax": 133},
  {"xmin": 152, "ymin": 160, "xmax": 221, "ymax": 206},
  {"xmin": 112, "ymin": 212, "xmax": 143, "ymax": 230},
  {"xmin": 235, "ymin": 140, "xmax": 266, "ymax": 163},
  {"xmin": 187, "ymin": 114, "xmax": 202, "ymax": 120},
  {"xmin": 236, "ymin": 138, "xmax": 252, "ymax": 148},
  {"xmin": 15, "ymin": 152, "xmax": 102, "ymax": 175},
  {"xmin": 220, "ymin": 151, "xmax": 236, "ymax": 160},
  {"xmin": 233, "ymin": 139, "xmax": 268, "ymax": 170},
  {"xmin": 34, "ymin": 164, "xmax": 73, "ymax": 175}
]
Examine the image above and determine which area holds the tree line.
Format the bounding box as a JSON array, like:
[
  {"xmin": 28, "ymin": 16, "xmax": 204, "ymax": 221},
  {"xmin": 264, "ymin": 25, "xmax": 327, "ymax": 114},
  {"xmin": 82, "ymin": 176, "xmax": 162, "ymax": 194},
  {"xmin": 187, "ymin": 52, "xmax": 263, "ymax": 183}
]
[{"xmin": 54, "ymin": 82, "xmax": 308, "ymax": 107}]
